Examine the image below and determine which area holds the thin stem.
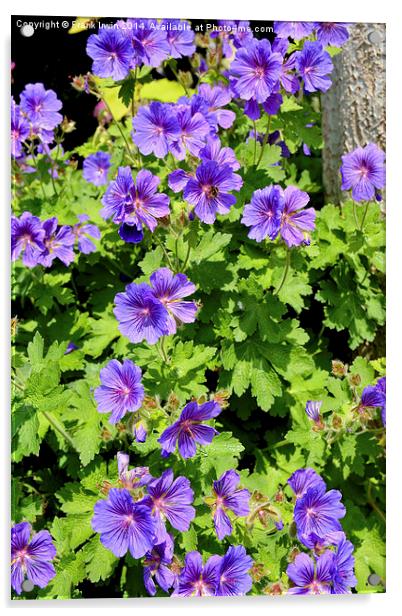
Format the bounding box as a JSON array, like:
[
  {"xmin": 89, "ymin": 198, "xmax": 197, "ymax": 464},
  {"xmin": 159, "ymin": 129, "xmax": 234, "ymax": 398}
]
[
  {"xmin": 99, "ymin": 94, "xmax": 134, "ymax": 161},
  {"xmin": 182, "ymin": 242, "xmax": 192, "ymax": 272},
  {"xmin": 27, "ymin": 143, "xmax": 47, "ymax": 200},
  {"xmin": 170, "ymin": 64, "xmax": 190, "ymax": 97},
  {"xmin": 352, "ymin": 200, "xmax": 359, "ymax": 228},
  {"xmin": 131, "ymin": 67, "xmax": 138, "ymax": 116},
  {"xmin": 42, "ymin": 410, "xmax": 77, "ymax": 450},
  {"xmin": 367, "ymin": 482, "xmax": 386, "ymax": 524},
  {"xmin": 274, "ymin": 248, "xmax": 291, "ymax": 295},
  {"xmin": 256, "ymin": 115, "xmax": 271, "ymax": 168},
  {"xmin": 360, "ymin": 201, "xmax": 370, "ymax": 232},
  {"xmin": 160, "ymin": 336, "xmax": 169, "ymax": 364},
  {"xmin": 252, "ymin": 121, "xmax": 257, "ymax": 166},
  {"xmin": 154, "ymin": 234, "xmax": 175, "ymax": 270}
]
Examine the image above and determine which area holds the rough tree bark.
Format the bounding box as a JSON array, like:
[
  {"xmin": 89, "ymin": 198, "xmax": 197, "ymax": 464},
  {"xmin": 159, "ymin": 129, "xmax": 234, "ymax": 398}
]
[{"xmin": 321, "ymin": 23, "xmax": 386, "ymax": 204}]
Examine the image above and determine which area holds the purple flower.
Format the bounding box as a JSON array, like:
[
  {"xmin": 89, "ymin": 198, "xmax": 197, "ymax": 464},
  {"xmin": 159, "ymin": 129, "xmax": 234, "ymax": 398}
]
[
  {"xmin": 361, "ymin": 376, "xmax": 386, "ymax": 426},
  {"xmin": 316, "ymin": 23, "xmax": 350, "ymax": 48},
  {"xmin": 376, "ymin": 377, "xmax": 386, "ymax": 427},
  {"xmin": 299, "ymin": 530, "xmax": 345, "ymax": 552},
  {"xmin": 288, "ymin": 468, "xmax": 326, "ymax": 499},
  {"xmin": 11, "ymin": 100, "xmax": 30, "ymax": 158},
  {"xmin": 129, "ymin": 19, "xmax": 170, "ymax": 67},
  {"xmin": 305, "ymin": 400, "xmax": 322, "ymax": 422},
  {"xmin": 215, "ymin": 545, "xmax": 253, "ymax": 596},
  {"xmin": 361, "ymin": 385, "xmax": 385, "ymax": 409},
  {"xmin": 162, "ymin": 20, "xmax": 195, "ymax": 58},
  {"xmin": 86, "ymin": 29, "xmax": 132, "ymax": 80},
  {"xmin": 294, "ymin": 484, "xmax": 346, "ymax": 537},
  {"xmin": 272, "ymin": 42, "xmax": 300, "ymax": 94},
  {"xmin": 229, "ymin": 39, "xmax": 282, "ymax": 103},
  {"xmin": 197, "ymin": 83, "xmax": 236, "ymax": 130},
  {"xmin": 274, "ymin": 22, "xmax": 315, "ymax": 40},
  {"xmin": 340, "ymin": 143, "xmax": 385, "ymax": 202},
  {"xmin": 212, "ymin": 470, "xmax": 250, "ymax": 540},
  {"xmin": 73, "ymin": 214, "xmax": 101, "ymax": 254},
  {"xmin": 199, "ymin": 136, "xmax": 240, "ymax": 171},
  {"xmin": 287, "ymin": 551, "xmax": 334, "ymax": 595},
  {"xmin": 11, "ymin": 522, "xmax": 56, "ymax": 595},
  {"xmin": 332, "ymin": 536, "xmax": 357, "ymax": 594},
  {"xmin": 92, "ymin": 488, "xmax": 155, "ymax": 558},
  {"xmin": 170, "ymin": 106, "xmax": 210, "ymax": 160},
  {"xmin": 37, "ymin": 218, "xmax": 75, "ymax": 268},
  {"xmin": 172, "ymin": 551, "xmax": 220, "ymax": 596},
  {"xmin": 114, "ymin": 282, "xmax": 169, "ymax": 344},
  {"xmin": 82, "ymin": 151, "xmax": 111, "ymax": 186},
  {"xmin": 143, "ymin": 535, "xmax": 175, "ymax": 596},
  {"xmin": 143, "ymin": 468, "xmax": 195, "ymax": 542},
  {"xmin": 296, "ymin": 41, "xmax": 333, "ymax": 93},
  {"xmin": 241, "ymin": 186, "xmax": 284, "ymax": 242},
  {"xmin": 65, "ymin": 341, "xmax": 79, "ymax": 354},
  {"xmin": 20, "ymin": 83, "xmax": 62, "ymax": 131},
  {"xmin": 11, "ymin": 212, "xmax": 45, "ymax": 268},
  {"xmin": 158, "ymin": 400, "xmax": 222, "ymax": 458},
  {"xmin": 183, "ymin": 160, "xmax": 242, "ymax": 224},
  {"xmin": 168, "ymin": 168, "xmax": 192, "ymax": 193},
  {"xmin": 117, "ymin": 451, "xmax": 152, "ymax": 489},
  {"xmin": 280, "ymin": 186, "xmax": 316, "ymax": 247},
  {"xmin": 94, "ymin": 359, "xmax": 144, "ymax": 424},
  {"xmin": 149, "ymin": 268, "xmax": 197, "ymax": 335},
  {"xmin": 102, "ymin": 167, "xmax": 170, "ymax": 233},
  {"xmin": 132, "ymin": 102, "xmax": 181, "ymax": 158}
]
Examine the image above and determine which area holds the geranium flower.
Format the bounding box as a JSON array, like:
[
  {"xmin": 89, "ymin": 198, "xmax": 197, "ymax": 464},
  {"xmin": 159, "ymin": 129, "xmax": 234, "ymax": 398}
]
[
  {"xmin": 143, "ymin": 535, "xmax": 175, "ymax": 596},
  {"xmin": 91, "ymin": 488, "xmax": 155, "ymax": 558},
  {"xmin": 158, "ymin": 400, "xmax": 222, "ymax": 458},
  {"xmin": 11, "ymin": 522, "xmax": 56, "ymax": 595},
  {"xmin": 149, "ymin": 268, "xmax": 197, "ymax": 334},
  {"xmin": 340, "ymin": 143, "xmax": 385, "ymax": 202},
  {"xmin": 114, "ymin": 282, "xmax": 170, "ymax": 345},
  {"xmin": 94, "ymin": 359, "xmax": 144, "ymax": 424},
  {"xmin": 142, "ymin": 468, "xmax": 195, "ymax": 542},
  {"xmin": 82, "ymin": 151, "xmax": 111, "ymax": 186},
  {"xmin": 11, "ymin": 211, "xmax": 45, "ymax": 268},
  {"xmin": 296, "ymin": 41, "xmax": 333, "ymax": 93},
  {"xmin": 211, "ymin": 470, "xmax": 250, "ymax": 540},
  {"xmin": 287, "ymin": 551, "xmax": 335, "ymax": 595},
  {"xmin": 86, "ymin": 29, "xmax": 132, "ymax": 80}
]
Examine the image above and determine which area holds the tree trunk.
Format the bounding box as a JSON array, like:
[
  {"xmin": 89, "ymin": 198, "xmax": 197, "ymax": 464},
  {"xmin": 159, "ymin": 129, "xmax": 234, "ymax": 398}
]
[{"xmin": 321, "ymin": 23, "xmax": 386, "ymax": 204}]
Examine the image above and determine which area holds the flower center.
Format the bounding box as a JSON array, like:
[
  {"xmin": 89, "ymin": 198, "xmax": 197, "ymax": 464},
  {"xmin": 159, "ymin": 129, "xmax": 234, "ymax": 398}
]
[
  {"xmin": 123, "ymin": 514, "xmax": 134, "ymax": 527},
  {"xmin": 119, "ymin": 387, "xmax": 131, "ymax": 397},
  {"xmin": 254, "ymin": 66, "xmax": 265, "ymax": 79},
  {"xmin": 203, "ymin": 185, "xmax": 219, "ymax": 199},
  {"xmin": 359, "ymin": 165, "xmax": 369, "ymax": 178},
  {"xmin": 34, "ymin": 104, "xmax": 43, "ymax": 113}
]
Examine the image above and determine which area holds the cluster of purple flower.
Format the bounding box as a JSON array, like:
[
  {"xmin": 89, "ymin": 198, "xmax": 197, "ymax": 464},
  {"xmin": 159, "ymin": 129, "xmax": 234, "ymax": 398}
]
[
  {"xmin": 241, "ymin": 184, "xmax": 316, "ymax": 246},
  {"xmin": 114, "ymin": 267, "xmax": 197, "ymax": 344},
  {"xmin": 91, "ymin": 453, "xmax": 253, "ymax": 596},
  {"xmin": 167, "ymin": 135, "xmax": 243, "ymax": 224},
  {"xmin": 11, "ymin": 211, "xmax": 100, "ymax": 269},
  {"xmin": 11, "ymin": 84, "xmax": 63, "ymax": 158},
  {"xmin": 101, "ymin": 167, "xmax": 170, "ymax": 243},
  {"xmin": 11, "ymin": 522, "xmax": 56, "ymax": 595},
  {"xmin": 132, "ymin": 90, "xmax": 231, "ymax": 161},
  {"xmin": 360, "ymin": 376, "xmax": 386, "ymax": 427},
  {"xmin": 86, "ymin": 19, "xmax": 195, "ymax": 81},
  {"xmin": 340, "ymin": 143, "xmax": 386, "ymax": 202},
  {"xmin": 286, "ymin": 468, "xmax": 356, "ymax": 594},
  {"xmin": 274, "ymin": 21, "xmax": 351, "ymax": 47},
  {"xmin": 227, "ymin": 31, "xmax": 335, "ymax": 119}
]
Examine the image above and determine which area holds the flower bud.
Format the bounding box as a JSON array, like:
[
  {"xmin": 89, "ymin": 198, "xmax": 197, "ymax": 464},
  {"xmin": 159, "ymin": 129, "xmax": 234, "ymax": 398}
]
[{"xmin": 332, "ymin": 360, "xmax": 347, "ymax": 377}]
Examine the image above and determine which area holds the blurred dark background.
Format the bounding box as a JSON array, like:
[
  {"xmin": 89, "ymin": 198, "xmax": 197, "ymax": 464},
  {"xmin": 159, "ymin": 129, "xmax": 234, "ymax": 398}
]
[{"xmin": 11, "ymin": 15, "xmax": 275, "ymax": 151}]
